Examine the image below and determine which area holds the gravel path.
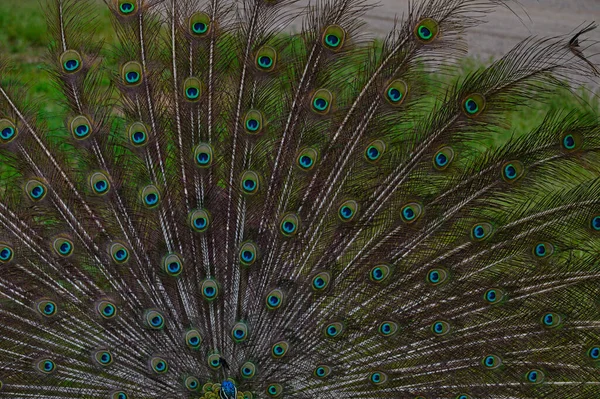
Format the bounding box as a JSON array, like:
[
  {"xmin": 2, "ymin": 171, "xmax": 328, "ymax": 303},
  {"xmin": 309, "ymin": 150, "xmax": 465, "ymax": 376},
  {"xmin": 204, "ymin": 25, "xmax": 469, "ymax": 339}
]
[{"xmin": 288, "ymin": 0, "xmax": 600, "ymax": 63}]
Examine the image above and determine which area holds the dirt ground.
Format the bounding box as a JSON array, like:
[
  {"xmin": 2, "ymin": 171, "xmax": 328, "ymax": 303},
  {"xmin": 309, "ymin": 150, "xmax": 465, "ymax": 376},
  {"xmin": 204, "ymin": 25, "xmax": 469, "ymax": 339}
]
[{"xmin": 288, "ymin": 0, "xmax": 600, "ymax": 63}]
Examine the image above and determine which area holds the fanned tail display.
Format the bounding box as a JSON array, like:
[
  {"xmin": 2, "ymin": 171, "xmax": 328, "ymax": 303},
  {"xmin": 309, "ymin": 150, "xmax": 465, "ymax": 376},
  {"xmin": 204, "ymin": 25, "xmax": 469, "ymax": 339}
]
[{"xmin": 1, "ymin": 0, "xmax": 600, "ymax": 398}]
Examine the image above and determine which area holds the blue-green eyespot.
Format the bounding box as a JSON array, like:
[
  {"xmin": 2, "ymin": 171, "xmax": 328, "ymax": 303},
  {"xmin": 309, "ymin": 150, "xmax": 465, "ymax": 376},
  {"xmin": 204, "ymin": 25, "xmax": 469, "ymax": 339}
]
[
  {"xmin": 414, "ymin": 18, "xmax": 439, "ymax": 43},
  {"xmin": 0, "ymin": 244, "xmax": 14, "ymax": 263},
  {"xmin": 97, "ymin": 300, "xmax": 118, "ymax": 319},
  {"xmin": 183, "ymin": 77, "xmax": 202, "ymax": 102},
  {"xmin": 241, "ymin": 361, "xmax": 256, "ymax": 379},
  {"xmin": 128, "ymin": 121, "xmax": 149, "ymax": 147},
  {"xmin": 338, "ymin": 200, "xmax": 358, "ymax": 222},
  {"xmin": 162, "ymin": 253, "xmax": 183, "ymax": 277},
  {"xmin": 256, "ymin": 45, "xmax": 277, "ymax": 72},
  {"xmin": 266, "ymin": 289, "xmax": 284, "ymax": 310},
  {"xmin": 271, "ymin": 341, "xmax": 289, "ymax": 358},
  {"xmin": 189, "ymin": 12, "xmax": 211, "ymax": 37},
  {"xmin": 89, "ymin": 171, "xmax": 111, "ymax": 195},
  {"xmin": 141, "ymin": 185, "xmax": 160, "ymax": 208},
  {"xmin": 36, "ymin": 299, "xmax": 58, "ymax": 317},
  {"xmin": 202, "ymin": 279, "xmax": 219, "ymax": 301},
  {"xmin": 384, "ymin": 79, "xmax": 408, "ymax": 106},
  {"xmin": 144, "ymin": 309, "xmax": 166, "ymax": 330},
  {"xmin": 312, "ymin": 271, "xmax": 331, "ymax": 291},
  {"xmin": 110, "ymin": 242, "xmax": 129, "ymax": 264},
  {"xmin": 0, "ymin": 118, "xmax": 18, "ymax": 144},
  {"xmin": 53, "ymin": 237, "xmax": 74, "ymax": 257},
  {"xmin": 239, "ymin": 241, "xmax": 258, "ymax": 267},
  {"xmin": 314, "ymin": 365, "xmax": 332, "ymax": 378},
  {"xmin": 194, "ymin": 143, "xmax": 213, "ymax": 167},
  {"xmin": 70, "ymin": 115, "xmax": 93, "ymax": 140},
  {"xmin": 121, "ymin": 61, "xmax": 143, "ymax": 86},
  {"xmin": 185, "ymin": 329, "xmax": 202, "ymax": 349},
  {"xmin": 462, "ymin": 93, "xmax": 486, "ymax": 117},
  {"xmin": 322, "ymin": 25, "xmax": 346, "ymax": 51},
  {"xmin": 280, "ymin": 213, "xmax": 300, "ymax": 237},
  {"xmin": 25, "ymin": 179, "xmax": 47, "ymax": 201},
  {"xmin": 60, "ymin": 50, "xmax": 82, "ymax": 73},
  {"xmin": 232, "ymin": 321, "xmax": 249, "ymax": 343}
]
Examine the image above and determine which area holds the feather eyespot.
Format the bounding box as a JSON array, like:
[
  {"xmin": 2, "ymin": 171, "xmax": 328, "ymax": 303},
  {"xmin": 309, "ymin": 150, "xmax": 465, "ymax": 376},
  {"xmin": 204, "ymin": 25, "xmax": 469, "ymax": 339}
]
[
  {"xmin": 525, "ymin": 369, "xmax": 544, "ymax": 384},
  {"xmin": 266, "ymin": 383, "xmax": 282, "ymax": 397},
  {"xmin": 232, "ymin": 322, "xmax": 248, "ymax": 343},
  {"xmin": 110, "ymin": 243, "xmax": 129, "ymax": 264},
  {"xmin": 256, "ymin": 46, "xmax": 277, "ymax": 72},
  {"xmin": 128, "ymin": 122, "xmax": 149, "ymax": 147},
  {"xmin": 338, "ymin": 200, "xmax": 358, "ymax": 222},
  {"xmin": 401, "ymin": 202, "xmax": 423, "ymax": 223},
  {"xmin": 111, "ymin": 391, "xmax": 128, "ymax": 399},
  {"xmin": 89, "ymin": 172, "xmax": 110, "ymax": 195},
  {"xmin": 241, "ymin": 361, "xmax": 256, "ymax": 379},
  {"xmin": 312, "ymin": 271, "xmax": 331, "ymax": 291},
  {"xmin": 533, "ymin": 242, "xmax": 554, "ymax": 258},
  {"xmin": 60, "ymin": 50, "xmax": 82, "ymax": 74},
  {"xmin": 141, "ymin": 185, "xmax": 160, "ymax": 208},
  {"xmin": 541, "ymin": 312, "xmax": 562, "ymax": 328},
  {"xmin": 414, "ymin": 18, "xmax": 439, "ymax": 43},
  {"xmin": 162, "ymin": 253, "xmax": 183, "ymax": 277},
  {"xmin": 185, "ymin": 329, "xmax": 202, "ymax": 349},
  {"xmin": 241, "ymin": 171, "xmax": 260, "ymax": 195},
  {"xmin": 322, "ymin": 25, "xmax": 346, "ymax": 51},
  {"xmin": 369, "ymin": 371, "xmax": 388, "ymax": 385},
  {"xmin": 426, "ymin": 268, "xmax": 448, "ymax": 286},
  {"xmin": 590, "ymin": 215, "xmax": 600, "ymax": 231},
  {"xmin": 271, "ymin": 341, "xmax": 289, "ymax": 358},
  {"xmin": 0, "ymin": 244, "xmax": 14, "ymax": 263},
  {"xmin": 183, "ymin": 77, "xmax": 201, "ymax": 102},
  {"xmin": 324, "ymin": 322, "xmax": 344, "ymax": 338},
  {"xmin": 97, "ymin": 300, "xmax": 118, "ymax": 319},
  {"xmin": 194, "ymin": 143, "xmax": 213, "ymax": 167},
  {"xmin": 208, "ymin": 353, "xmax": 222, "ymax": 369},
  {"xmin": 25, "ymin": 179, "xmax": 47, "ymax": 201},
  {"xmin": 314, "ymin": 365, "xmax": 331, "ymax": 378},
  {"xmin": 384, "ymin": 79, "xmax": 408, "ymax": 106},
  {"xmin": 311, "ymin": 89, "xmax": 333, "ymax": 114},
  {"xmin": 36, "ymin": 299, "xmax": 58, "ymax": 317},
  {"xmin": 370, "ymin": 264, "xmax": 391, "ymax": 283},
  {"xmin": 144, "ymin": 309, "xmax": 166, "ymax": 329},
  {"xmin": 587, "ymin": 346, "xmax": 600, "ymax": 360},
  {"xmin": 239, "ymin": 242, "xmax": 258, "ymax": 266},
  {"xmin": 244, "ymin": 110, "xmax": 264, "ymax": 134},
  {"xmin": 484, "ymin": 288, "xmax": 505, "ymax": 304},
  {"xmin": 297, "ymin": 147, "xmax": 318, "ymax": 171},
  {"xmin": 561, "ymin": 132, "xmax": 582, "ymax": 151},
  {"xmin": 0, "ymin": 119, "xmax": 18, "ymax": 144},
  {"xmin": 431, "ymin": 320, "xmax": 450, "ymax": 336},
  {"xmin": 184, "ymin": 376, "xmax": 200, "ymax": 391},
  {"xmin": 433, "ymin": 146, "xmax": 454, "ymax": 170},
  {"xmin": 189, "ymin": 12, "xmax": 211, "ymax": 37},
  {"xmin": 280, "ymin": 213, "xmax": 300, "ymax": 237},
  {"xmin": 188, "ymin": 209, "xmax": 210, "ymax": 232},
  {"xmin": 266, "ymin": 289, "xmax": 284, "ymax": 310},
  {"xmin": 202, "ymin": 279, "xmax": 219, "ymax": 301},
  {"xmin": 116, "ymin": 0, "xmax": 137, "ymax": 16},
  {"xmin": 483, "ymin": 354, "xmax": 502, "ymax": 369},
  {"xmin": 462, "ymin": 93, "xmax": 486, "ymax": 117},
  {"xmin": 471, "ymin": 222, "xmax": 493, "ymax": 241},
  {"xmin": 121, "ymin": 61, "xmax": 143, "ymax": 86},
  {"xmin": 36, "ymin": 359, "xmax": 56, "ymax": 374},
  {"xmin": 93, "ymin": 350, "xmax": 114, "ymax": 367},
  {"xmin": 365, "ymin": 140, "xmax": 386, "ymax": 163},
  {"xmin": 149, "ymin": 356, "xmax": 168, "ymax": 374},
  {"xmin": 53, "ymin": 237, "xmax": 74, "ymax": 257},
  {"xmin": 378, "ymin": 321, "xmax": 399, "ymax": 337}
]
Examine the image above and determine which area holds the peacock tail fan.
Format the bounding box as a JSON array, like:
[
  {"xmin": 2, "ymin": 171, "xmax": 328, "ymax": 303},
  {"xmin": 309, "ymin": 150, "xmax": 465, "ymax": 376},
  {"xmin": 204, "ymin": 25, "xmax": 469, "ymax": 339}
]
[{"xmin": 1, "ymin": 0, "xmax": 600, "ymax": 397}]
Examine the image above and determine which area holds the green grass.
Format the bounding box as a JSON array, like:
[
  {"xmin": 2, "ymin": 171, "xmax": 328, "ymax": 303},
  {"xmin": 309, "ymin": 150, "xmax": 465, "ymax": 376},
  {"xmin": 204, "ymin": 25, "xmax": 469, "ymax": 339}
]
[{"xmin": 1, "ymin": 0, "xmax": 598, "ymax": 141}]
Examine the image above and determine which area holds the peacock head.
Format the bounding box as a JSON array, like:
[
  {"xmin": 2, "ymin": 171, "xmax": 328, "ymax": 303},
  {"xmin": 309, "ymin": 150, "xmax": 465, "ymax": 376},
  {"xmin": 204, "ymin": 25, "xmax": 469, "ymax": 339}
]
[{"xmin": 219, "ymin": 380, "xmax": 237, "ymax": 399}]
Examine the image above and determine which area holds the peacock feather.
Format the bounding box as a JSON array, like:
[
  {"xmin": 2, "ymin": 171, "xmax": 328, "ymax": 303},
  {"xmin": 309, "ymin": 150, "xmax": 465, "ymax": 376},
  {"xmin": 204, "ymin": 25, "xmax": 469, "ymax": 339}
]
[{"xmin": 1, "ymin": 0, "xmax": 600, "ymax": 398}]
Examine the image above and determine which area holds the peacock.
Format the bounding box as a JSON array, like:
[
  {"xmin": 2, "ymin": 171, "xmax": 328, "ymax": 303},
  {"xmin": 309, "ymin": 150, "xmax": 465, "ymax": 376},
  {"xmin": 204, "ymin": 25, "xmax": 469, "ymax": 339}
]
[{"xmin": 2, "ymin": 0, "xmax": 600, "ymax": 397}]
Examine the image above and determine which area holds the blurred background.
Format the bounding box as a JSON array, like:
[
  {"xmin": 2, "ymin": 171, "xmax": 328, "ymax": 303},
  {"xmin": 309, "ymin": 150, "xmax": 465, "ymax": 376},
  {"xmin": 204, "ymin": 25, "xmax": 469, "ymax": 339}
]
[{"xmin": 1, "ymin": 0, "xmax": 599, "ymax": 134}]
